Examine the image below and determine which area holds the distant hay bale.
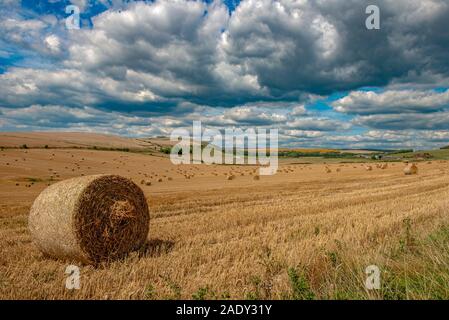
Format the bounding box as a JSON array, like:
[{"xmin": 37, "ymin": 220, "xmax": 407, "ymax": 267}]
[
  {"xmin": 325, "ymin": 167, "xmax": 332, "ymax": 173},
  {"xmin": 253, "ymin": 175, "xmax": 260, "ymax": 180},
  {"xmin": 404, "ymin": 163, "xmax": 418, "ymax": 175},
  {"xmin": 365, "ymin": 165, "xmax": 373, "ymax": 171},
  {"xmin": 28, "ymin": 175, "xmax": 150, "ymax": 264},
  {"xmin": 380, "ymin": 163, "xmax": 388, "ymax": 170},
  {"xmin": 227, "ymin": 174, "xmax": 235, "ymax": 180}
]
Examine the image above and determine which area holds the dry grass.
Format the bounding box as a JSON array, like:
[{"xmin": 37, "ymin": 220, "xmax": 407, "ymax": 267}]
[{"xmin": 1, "ymin": 147, "xmax": 449, "ymax": 299}]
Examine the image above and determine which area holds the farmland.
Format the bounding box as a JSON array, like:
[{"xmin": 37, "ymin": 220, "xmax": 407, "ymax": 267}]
[{"xmin": 1, "ymin": 133, "xmax": 449, "ymax": 299}]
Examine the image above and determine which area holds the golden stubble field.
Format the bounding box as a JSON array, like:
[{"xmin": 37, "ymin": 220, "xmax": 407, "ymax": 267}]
[{"xmin": 1, "ymin": 146, "xmax": 449, "ymax": 299}]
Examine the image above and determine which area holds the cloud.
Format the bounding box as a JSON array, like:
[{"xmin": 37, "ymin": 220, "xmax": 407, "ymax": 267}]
[
  {"xmin": 223, "ymin": 106, "xmax": 287, "ymax": 125},
  {"xmin": 3, "ymin": 0, "xmax": 449, "ymax": 110},
  {"xmin": 1, "ymin": 0, "xmax": 449, "ymax": 149},
  {"xmin": 0, "ymin": 2, "xmax": 63, "ymax": 59},
  {"xmin": 354, "ymin": 111, "xmax": 449, "ymax": 130},
  {"xmin": 0, "ymin": 104, "xmax": 175, "ymax": 136},
  {"xmin": 70, "ymin": 0, "xmax": 88, "ymax": 11},
  {"xmin": 218, "ymin": 0, "xmax": 449, "ymax": 96},
  {"xmin": 282, "ymin": 130, "xmax": 325, "ymax": 139},
  {"xmin": 1, "ymin": 103, "xmax": 448, "ymax": 149},
  {"xmin": 67, "ymin": 1, "xmax": 231, "ymax": 100},
  {"xmin": 332, "ymin": 89, "xmax": 449, "ymax": 115},
  {"xmin": 286, "ymin": 118, "xmax": 351, "ymax": 131}
]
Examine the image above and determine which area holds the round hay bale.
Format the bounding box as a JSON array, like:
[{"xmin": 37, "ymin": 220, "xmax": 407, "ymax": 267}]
[
  {"xmin": 29, "ymin": 175, "xmax": 150, "ymax": 264},
  {"xmin": 404, "ymin": 163, "xmax": 418, "ymax": 175}
]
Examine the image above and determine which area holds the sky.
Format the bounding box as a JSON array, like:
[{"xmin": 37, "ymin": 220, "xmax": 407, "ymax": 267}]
[{"xmin": 0, "ymin": 0, "xmax": 449, "ymax": 149}]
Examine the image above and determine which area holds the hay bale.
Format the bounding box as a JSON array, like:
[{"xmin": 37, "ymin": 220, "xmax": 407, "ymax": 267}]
[
  {"xmin": 404, "ymin": 163, "xmax": 418, "ymax": 175},
  {"xmin": 380, "ymin": 163, "xmax": 388, "ymax": 170},
  {"xmin": 253, "ymin": 175, "xmax": 260, "ymax": 181},
  {"xmin": 365, "ymin": 165, "xmax": 373, "ymax": 171},
  {"xmin": 29, "ymin": 175, "xmax": 150, "ymax": 264}
]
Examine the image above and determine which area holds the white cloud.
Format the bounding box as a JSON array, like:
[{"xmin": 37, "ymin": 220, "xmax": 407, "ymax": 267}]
[
  {"xmin": 45, "ymin": 35, "xmax": 61, "ymax": 53},
  {"xmin": 333, "ymin": 90, "xmax": 449, "ymax": 115}
]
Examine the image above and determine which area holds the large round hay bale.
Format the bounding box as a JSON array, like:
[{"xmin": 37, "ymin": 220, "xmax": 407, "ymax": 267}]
[{"xmin": 29, "ymin": 175, "xmax": 150, "ymax": 264}]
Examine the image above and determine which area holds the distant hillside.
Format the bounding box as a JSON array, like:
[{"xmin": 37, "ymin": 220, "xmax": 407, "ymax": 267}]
[{"xmin": 0, "ymin": 132, "xmax": 155, "ymax": 150}]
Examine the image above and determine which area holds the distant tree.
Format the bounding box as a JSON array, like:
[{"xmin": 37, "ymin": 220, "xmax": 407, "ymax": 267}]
[{"xmin": 160, "ymin": 147, "xmax": 171, "ymax": 154}]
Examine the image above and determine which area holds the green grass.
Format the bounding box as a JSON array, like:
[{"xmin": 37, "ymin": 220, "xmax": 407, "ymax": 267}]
[
  {"xmin": 389, "ymin": 149, "xmax": 449, "ymax": 160},
  {"xmin": 277, "ymin": 223, "xmax": 449, "ymax": 300},
  {"xmin": 287, "ymin": 267, "xmax": 315, "ymax": 300},
  {"xmin": 379, "ymin": 225, "xmax": 449, "ymax": 300}
]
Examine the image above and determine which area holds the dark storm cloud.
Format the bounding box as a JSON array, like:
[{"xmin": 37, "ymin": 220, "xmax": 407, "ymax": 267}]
[{"xmin": 219, "ymin": 0, "xmax": 449, "ymax": 97}]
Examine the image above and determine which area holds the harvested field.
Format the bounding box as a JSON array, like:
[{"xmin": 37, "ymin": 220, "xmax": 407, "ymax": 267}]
[{"xmin": 1, "ymin": 147, "xmax": 449, "ymax": 299}]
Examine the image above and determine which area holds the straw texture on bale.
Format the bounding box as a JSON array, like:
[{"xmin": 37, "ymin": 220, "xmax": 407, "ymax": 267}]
[{"xmin": 29, "ymin": 175, "xmax": 150, "ymax": 264}]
